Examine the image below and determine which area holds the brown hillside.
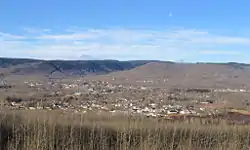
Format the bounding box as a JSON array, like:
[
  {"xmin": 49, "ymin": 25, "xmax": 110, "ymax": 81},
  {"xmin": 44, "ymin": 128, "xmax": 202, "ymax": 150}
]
[{"xmin": 88, "ymin": 62, "xmax": 250, "ymax": 88}]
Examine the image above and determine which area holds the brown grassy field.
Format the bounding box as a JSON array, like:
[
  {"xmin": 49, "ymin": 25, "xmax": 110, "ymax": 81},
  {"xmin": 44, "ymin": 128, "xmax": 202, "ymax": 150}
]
[{"xmin": 1, "ymin": 110, "xmax": 250, "ymax": 150}]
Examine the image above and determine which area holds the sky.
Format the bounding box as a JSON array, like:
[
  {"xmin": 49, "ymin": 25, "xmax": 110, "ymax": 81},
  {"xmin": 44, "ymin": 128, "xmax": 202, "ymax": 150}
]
[{"xmin": 0, "ymin": 0, "xmax": 250, "ymax": 62}]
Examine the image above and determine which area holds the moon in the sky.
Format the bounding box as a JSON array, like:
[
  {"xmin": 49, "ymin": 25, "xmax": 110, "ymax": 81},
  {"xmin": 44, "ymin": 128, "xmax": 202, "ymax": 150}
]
[{"xmin": 169, "ymin": 12, "xmax": 172, "ymax": 17}]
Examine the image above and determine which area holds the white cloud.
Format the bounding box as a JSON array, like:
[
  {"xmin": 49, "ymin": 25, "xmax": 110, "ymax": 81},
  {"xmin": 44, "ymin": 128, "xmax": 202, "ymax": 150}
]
[
  {"xmin": 0, "ymin": 32, "xmax": 25, "ymax": 40},
  {"xmin": 200, "ymin": 50, "xmax": 241, "ymax": 55},
  {"xmin": 191, "ymin": 36, "xmax": 250, "ymax": 44},
  {"xmin": 38, "ymin": 32, "xmax": 99, "ymax": 40},
  {"xmin": 23, "ymin": 27, "xmax": 51, "ymax": 34},
  {"xmin": 0, "ymin": 27, "xmax": 250, "ymax": 62}
]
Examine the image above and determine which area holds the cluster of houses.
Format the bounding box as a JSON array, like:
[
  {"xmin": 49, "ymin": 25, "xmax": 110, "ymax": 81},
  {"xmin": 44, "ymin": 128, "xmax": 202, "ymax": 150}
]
[{"xmin": 1, "ymin": 79, "xmax": 234, "ymax": 119}]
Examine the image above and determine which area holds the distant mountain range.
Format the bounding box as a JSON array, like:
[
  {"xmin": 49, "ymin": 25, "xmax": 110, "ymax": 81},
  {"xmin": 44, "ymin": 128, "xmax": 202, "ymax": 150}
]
[
  {"xmin": 0, "ymin": 57, "xmax": 163, "ymax": 76},
  {"xmin": 1, "ymin": 57, "xmax": 250, "ymax": 81}
]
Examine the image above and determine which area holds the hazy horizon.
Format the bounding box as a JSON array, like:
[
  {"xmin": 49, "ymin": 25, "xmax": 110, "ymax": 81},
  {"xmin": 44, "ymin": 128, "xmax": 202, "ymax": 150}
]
[{"xmin": 1, "ymin": 56, "xmax": 250, "ymax": 65}]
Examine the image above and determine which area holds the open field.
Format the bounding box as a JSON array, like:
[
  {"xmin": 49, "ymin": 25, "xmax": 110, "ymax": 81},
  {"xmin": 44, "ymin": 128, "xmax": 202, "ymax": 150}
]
[
  {"xmin": 1, "ymin": 110, "xmax": 250, "ymax": 150},
  {"xmin": 2, "ymin": 110, "xmax": 250, "ymax": 150}
]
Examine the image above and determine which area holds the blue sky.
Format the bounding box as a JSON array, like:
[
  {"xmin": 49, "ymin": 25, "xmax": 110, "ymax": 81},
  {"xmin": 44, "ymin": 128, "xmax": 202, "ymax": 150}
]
[{"xmin": 0, "ymin": 0, "xmax": 250, "ymax": 62}]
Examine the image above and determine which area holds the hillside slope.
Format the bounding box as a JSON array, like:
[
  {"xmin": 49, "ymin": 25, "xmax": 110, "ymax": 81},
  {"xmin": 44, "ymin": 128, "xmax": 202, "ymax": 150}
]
[
  {"xmin": 2, "ymin": 57, "xmax": 250, "ymax": 88},
  {"xmin": 89, "ymin": 62, "xmax": 250, "ymax": 88}
]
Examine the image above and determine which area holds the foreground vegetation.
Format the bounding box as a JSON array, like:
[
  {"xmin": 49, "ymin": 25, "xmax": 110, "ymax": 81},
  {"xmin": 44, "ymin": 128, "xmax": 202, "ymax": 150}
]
[{"xmin": 1, "ymin": 110, "xmax": 250, "ymax": 150}]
